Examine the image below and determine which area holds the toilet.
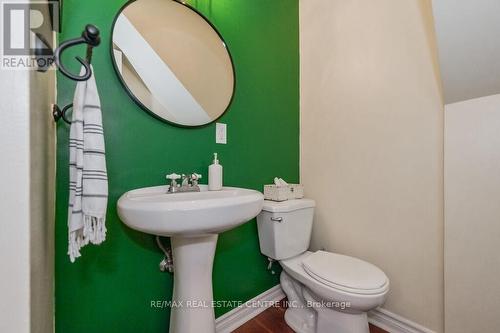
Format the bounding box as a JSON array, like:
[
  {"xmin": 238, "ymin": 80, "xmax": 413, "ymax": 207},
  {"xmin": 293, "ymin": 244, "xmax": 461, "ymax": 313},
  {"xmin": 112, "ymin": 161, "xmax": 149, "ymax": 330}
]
[{"xmin": 256, "ymin": 199, "xmax": 389, "ymax": 333}]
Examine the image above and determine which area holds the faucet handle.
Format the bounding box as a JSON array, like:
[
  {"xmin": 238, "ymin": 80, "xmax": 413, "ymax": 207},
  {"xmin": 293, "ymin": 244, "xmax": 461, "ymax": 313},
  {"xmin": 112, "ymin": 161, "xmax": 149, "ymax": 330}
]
[
  {"xmin": 191, "ymin": 173, "xmax": 202, "ymax": 186},
  {"xmin": 166, "ymin": 173, "xmax": 181, "ymax": 193},
  {"xmin": 166, "ymin": 173, "xmax": 181, "ymax": 180}
]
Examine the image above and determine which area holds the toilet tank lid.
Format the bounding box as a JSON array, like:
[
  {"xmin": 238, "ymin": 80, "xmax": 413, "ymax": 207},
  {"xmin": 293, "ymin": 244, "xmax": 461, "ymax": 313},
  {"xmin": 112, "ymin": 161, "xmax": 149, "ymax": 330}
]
[{"xmin": 262, "ymin": 199, "xmax": 315, "ymax": 213}]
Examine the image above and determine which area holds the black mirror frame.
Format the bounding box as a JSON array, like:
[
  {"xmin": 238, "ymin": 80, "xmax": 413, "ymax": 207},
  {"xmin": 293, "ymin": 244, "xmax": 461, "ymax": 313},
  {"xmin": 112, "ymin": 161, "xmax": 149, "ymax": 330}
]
[{"xmin": 109, "ymin": 0, "xmax": 236, "ymax": 128}]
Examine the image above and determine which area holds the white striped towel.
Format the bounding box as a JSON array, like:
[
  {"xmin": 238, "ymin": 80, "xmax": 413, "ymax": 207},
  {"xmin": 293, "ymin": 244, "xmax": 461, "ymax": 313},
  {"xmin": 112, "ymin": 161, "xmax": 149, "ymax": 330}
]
[{"xmin": 68, "ymin": 65, "xmax": 108, "ymax": 263}]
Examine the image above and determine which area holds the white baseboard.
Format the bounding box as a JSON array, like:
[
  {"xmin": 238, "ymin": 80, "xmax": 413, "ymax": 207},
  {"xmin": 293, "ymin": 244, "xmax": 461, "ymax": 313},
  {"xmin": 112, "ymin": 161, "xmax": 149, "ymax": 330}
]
[
  {"xmin": 215, "ymin": 285, "xmax": 435, "ymax": 333},
  {"xmin": 215, "ymin": 285, "xmax": 286, "ymax": 333},
  {"xmin": 369, "ymin": 308, "xmax": 436, "ymax": 333}
]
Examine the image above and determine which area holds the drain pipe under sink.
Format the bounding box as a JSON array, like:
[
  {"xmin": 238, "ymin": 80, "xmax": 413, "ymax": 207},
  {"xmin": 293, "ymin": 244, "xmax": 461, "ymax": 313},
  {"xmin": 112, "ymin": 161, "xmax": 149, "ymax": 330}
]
[{"xmin": 156, "ymin": 236, "xmax": 174, "ymax": 273}]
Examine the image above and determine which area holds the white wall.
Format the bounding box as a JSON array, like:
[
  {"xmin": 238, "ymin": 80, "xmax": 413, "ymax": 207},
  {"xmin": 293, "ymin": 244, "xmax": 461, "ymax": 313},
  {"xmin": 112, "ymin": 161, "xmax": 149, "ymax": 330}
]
[
  {"xmin": 299, "ymin": 0, "xmax": 444, "ymax": 331},
  {"xmin": 0, "ymin": 8, "xmax": 55, "ymax": 331},
  {"xmin": 0, "ymin": 66, "xmax": 32, "ymax": 333},
  {"xmin": 0, "ymin": 71, "xmax": 55, "ymax": 333},
  {"xmin": 444, "ymin": 94, "xmax": 500, "ymax": 333}
]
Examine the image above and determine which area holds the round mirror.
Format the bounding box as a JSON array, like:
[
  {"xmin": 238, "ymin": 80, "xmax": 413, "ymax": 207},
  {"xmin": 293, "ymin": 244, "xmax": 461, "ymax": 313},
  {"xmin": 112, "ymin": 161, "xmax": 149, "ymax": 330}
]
[{"xmin": 111, "ymin": 0, "xmax": 235, "ymax": 127}]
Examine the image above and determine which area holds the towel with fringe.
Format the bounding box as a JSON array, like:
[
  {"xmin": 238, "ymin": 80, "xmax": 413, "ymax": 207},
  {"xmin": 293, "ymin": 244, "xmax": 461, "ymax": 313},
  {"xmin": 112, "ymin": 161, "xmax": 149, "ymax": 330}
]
[{"xmin": 68, "ymin": 65, "xmax": 108, "ymax": 262}]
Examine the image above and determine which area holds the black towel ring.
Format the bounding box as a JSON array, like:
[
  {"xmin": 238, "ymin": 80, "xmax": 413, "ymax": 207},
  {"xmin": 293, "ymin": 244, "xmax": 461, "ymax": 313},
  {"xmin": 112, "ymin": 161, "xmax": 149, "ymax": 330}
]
[
  {"xmin": 52, "ymin": 103, "xmax": 73, "ymax": 124},
  {"xmin": 54, "ymin": 24, "xmax": 101, "ymax": 81}
]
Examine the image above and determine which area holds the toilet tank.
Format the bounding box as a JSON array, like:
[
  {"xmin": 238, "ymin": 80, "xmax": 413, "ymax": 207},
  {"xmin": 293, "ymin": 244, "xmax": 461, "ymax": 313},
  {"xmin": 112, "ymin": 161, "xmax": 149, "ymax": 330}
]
[{"xmin": 256, "ymin": 199, "xmax": 315, "ymax": 260}]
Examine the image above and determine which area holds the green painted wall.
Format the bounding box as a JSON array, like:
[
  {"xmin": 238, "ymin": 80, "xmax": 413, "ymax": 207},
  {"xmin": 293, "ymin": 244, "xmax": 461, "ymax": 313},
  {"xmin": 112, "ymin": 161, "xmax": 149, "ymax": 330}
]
[{"xmin": 55, "ymin": 0, "xmax": 299, "ymax": 332}]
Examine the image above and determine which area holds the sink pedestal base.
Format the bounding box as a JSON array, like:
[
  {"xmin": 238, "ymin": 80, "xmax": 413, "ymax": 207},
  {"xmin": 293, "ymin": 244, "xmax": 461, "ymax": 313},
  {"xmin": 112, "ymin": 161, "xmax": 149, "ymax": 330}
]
[{"xmin": 169, "ymin": 234, "xmax": 218, "ymax": 333}]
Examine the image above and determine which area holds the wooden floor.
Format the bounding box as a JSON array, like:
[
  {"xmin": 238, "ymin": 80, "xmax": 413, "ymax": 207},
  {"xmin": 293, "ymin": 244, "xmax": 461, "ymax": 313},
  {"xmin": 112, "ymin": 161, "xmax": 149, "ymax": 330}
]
[{"xmin": 233, "ymin": 299, "xmax": 388, "ymax": 333}]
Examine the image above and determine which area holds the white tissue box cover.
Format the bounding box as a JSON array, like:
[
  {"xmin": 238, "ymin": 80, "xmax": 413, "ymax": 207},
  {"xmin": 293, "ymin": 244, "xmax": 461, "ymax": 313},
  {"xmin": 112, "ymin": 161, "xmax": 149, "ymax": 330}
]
[{"xmin": 263, "ymin": 184, "xmax": 304, "ymax": 201}]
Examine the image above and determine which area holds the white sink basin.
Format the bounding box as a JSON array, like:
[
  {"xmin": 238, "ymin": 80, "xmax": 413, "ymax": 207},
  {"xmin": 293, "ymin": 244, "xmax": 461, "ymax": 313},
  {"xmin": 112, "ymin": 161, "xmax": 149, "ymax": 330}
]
[
  {"xmin": 117, "ymin": 185, "xmax": 264, "ymax": 237},
  {"xmin": 117, "ymin": 184, "xmax": 264, "ymax": 333}
]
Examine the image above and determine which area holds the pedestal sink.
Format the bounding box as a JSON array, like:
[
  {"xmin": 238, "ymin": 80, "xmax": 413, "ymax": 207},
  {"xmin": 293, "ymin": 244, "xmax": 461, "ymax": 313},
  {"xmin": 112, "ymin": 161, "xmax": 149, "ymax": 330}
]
[{"xmin": 117, "ymin": 185, "xmax": 263, "ymax": 333}]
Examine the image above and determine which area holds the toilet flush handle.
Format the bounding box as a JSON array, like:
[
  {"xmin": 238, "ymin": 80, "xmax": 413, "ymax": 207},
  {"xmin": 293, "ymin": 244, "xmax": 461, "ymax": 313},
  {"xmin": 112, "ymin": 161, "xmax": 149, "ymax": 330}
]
[{"xmin": 271, "ymin": 217, "xmax": 283, "ymax": 223}]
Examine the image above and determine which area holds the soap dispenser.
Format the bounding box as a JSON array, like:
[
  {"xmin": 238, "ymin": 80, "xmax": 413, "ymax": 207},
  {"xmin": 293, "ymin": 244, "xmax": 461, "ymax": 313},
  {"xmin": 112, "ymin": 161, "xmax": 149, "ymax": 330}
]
[{"xmin": 208, "ymin": 153, "xmax": 223, "ymax": 191}]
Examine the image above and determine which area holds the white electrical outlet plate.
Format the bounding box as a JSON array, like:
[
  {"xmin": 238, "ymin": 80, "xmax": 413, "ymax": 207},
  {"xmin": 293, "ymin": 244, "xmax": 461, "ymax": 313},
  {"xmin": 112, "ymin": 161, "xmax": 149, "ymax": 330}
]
[{"xmin": 216, "ymin": 123, "xmax": 227, "ymax": 144}]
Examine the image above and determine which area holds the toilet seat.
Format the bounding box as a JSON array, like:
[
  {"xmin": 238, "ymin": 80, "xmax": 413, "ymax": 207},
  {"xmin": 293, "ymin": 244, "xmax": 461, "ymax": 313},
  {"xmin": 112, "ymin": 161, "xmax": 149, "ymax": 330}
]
[
  {"xmin": 302, "ymin": 251, "xmax": 389, "ymax": 295},
  {"xmin": 281, "ymin": 251, "xmax": 389, "ymax": 312}
]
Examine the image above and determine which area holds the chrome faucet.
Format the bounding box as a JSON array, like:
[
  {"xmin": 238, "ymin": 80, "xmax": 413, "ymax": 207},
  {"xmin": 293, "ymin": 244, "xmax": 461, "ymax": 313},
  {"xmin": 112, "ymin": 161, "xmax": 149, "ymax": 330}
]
[
  {"xmin": 166, "ymin": 173, "xmax": 201, "ymax": 193},
  {"xmin": 181, "ymin": 174, "xmax": 190, "ymax": 187}
]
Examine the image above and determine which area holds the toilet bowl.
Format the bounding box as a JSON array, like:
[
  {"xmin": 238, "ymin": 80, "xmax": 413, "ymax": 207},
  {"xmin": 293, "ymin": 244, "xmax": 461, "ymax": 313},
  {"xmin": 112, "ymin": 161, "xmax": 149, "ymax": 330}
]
[{"xmin": 256, "ymin": 199, "xmax": 389, "ymax": 333}]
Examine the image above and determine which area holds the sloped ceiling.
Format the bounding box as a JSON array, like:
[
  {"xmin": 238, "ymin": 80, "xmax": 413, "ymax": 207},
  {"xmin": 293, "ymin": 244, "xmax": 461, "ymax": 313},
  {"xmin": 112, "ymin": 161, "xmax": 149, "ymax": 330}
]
[{"xmin": 432, "ymin": 0, "xmax": 500, "ymax": 104}]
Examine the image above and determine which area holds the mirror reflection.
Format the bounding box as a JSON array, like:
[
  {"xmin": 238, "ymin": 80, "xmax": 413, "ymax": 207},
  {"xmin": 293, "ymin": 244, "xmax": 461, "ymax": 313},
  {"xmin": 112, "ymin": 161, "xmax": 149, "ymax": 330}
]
[{"xmin": 111, "ymin": 0, "xmax": 235, "ymax": 126}]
